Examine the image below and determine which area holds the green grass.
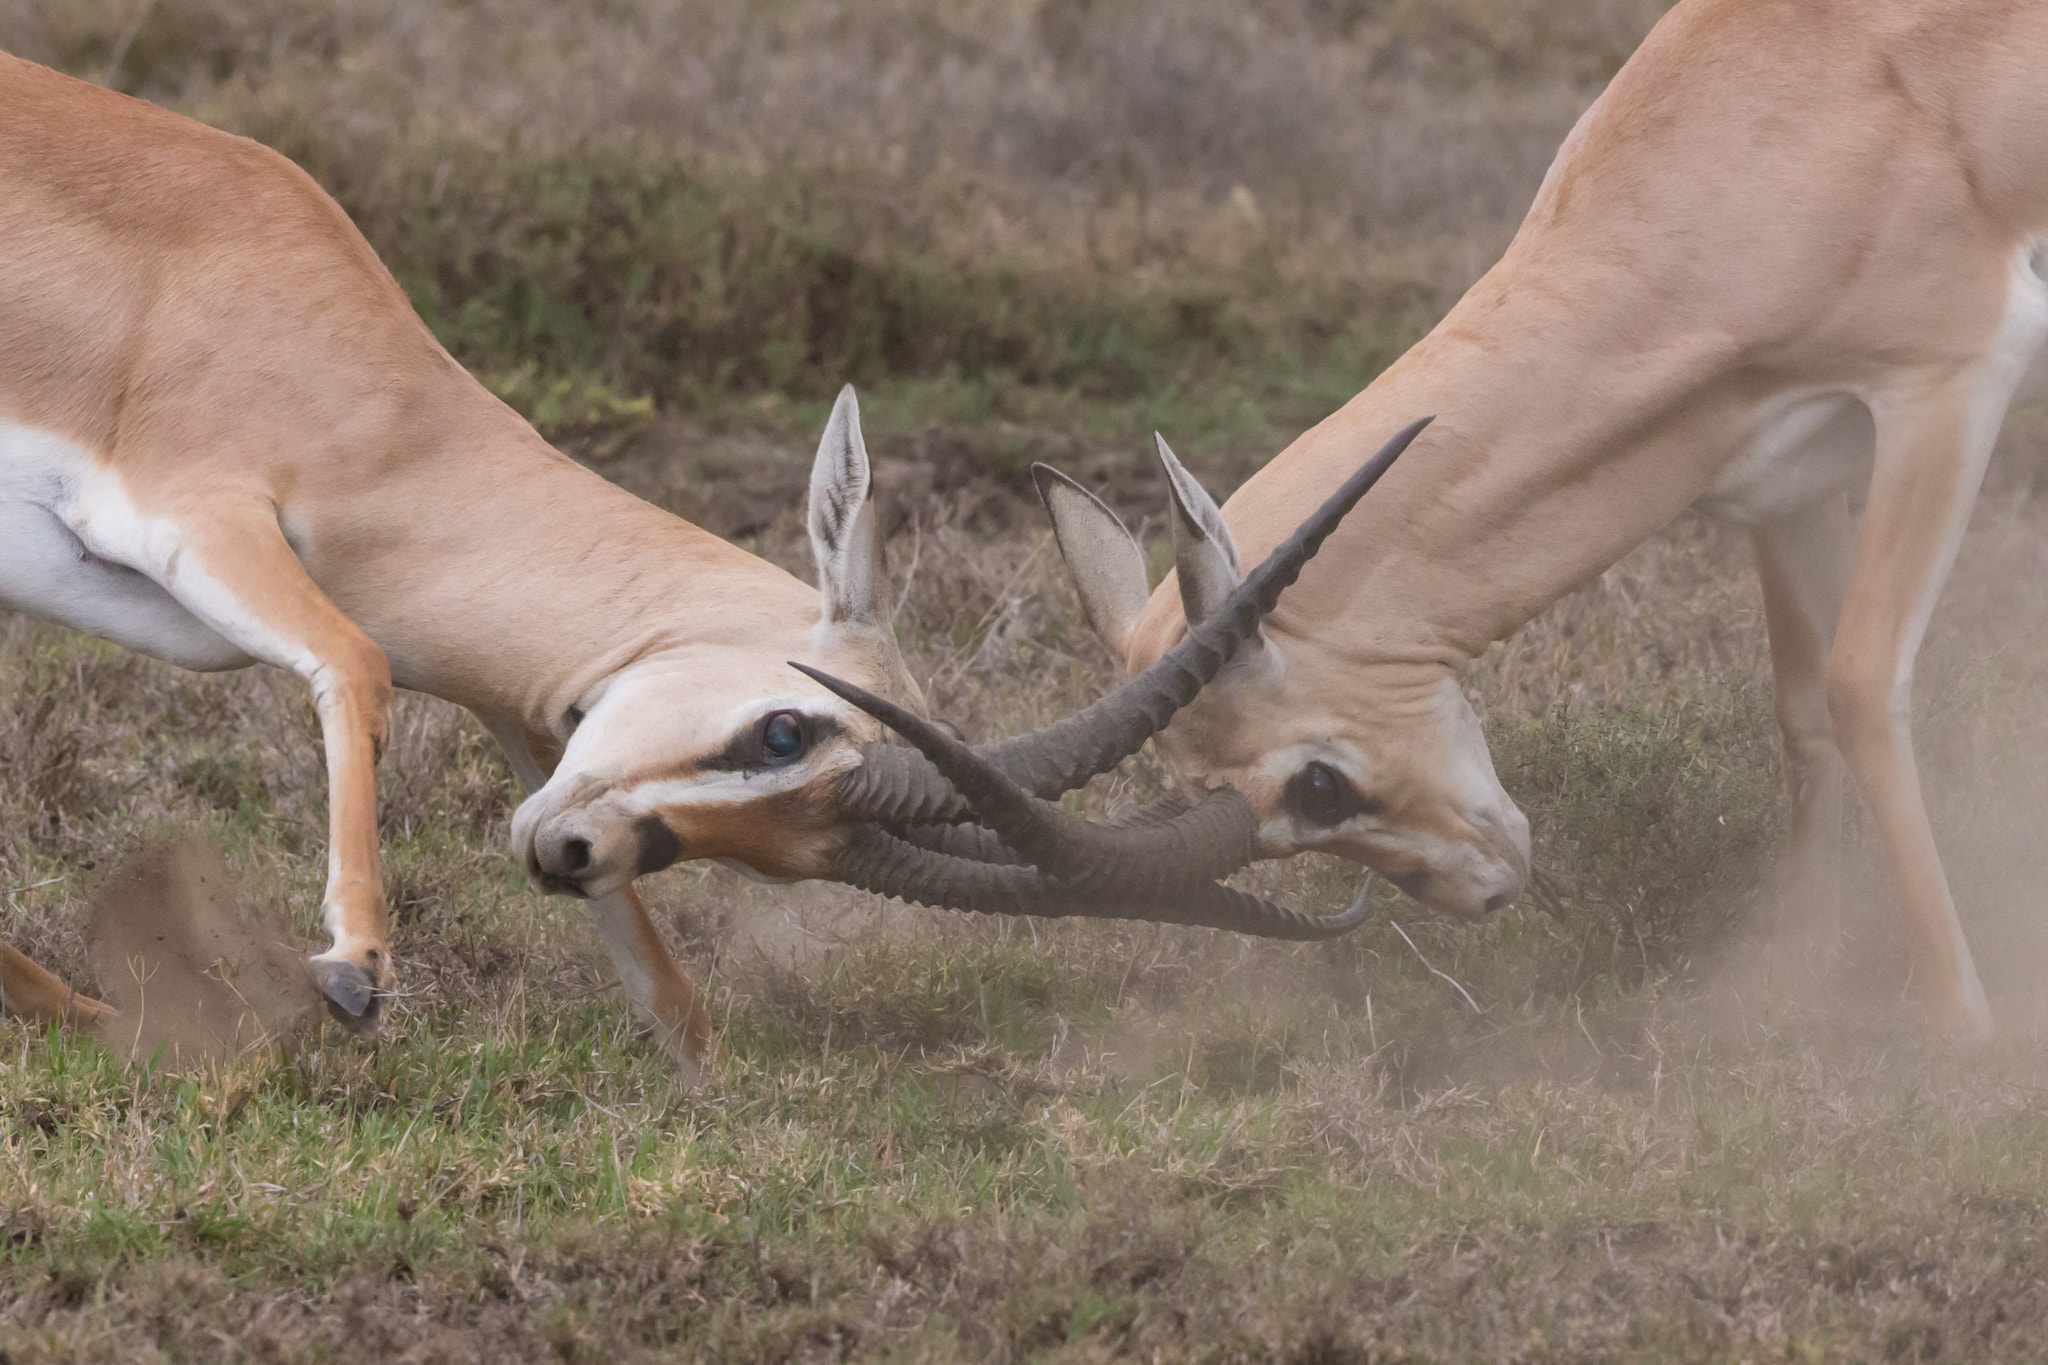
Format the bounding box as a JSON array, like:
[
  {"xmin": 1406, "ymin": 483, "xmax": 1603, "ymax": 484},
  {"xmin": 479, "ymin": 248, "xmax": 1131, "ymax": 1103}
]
[
  {"xmin": 6, "ymin": 431, "xmax": 2048, "ymax": 1361},
  {"xmin": 13, "ymin": 920, "xmax": 2048, "ymax": 1361},
  {"xmin": 9, "ymin": 532, "xmax": 2048, "ymax": 1359}
]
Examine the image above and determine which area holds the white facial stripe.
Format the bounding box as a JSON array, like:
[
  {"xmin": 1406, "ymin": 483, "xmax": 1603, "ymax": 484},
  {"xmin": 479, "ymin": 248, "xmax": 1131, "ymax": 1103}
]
[
  {"xmin": 619, "ymin": 757, "xmax": 844, "ymax": 814},
  {"xmin": 1360, "ymin": 823, "xmax": 1466, "ymax": 869},
  {"xmin": 717, "ymin": 691, "xmax": 843, "ymax": 733}
]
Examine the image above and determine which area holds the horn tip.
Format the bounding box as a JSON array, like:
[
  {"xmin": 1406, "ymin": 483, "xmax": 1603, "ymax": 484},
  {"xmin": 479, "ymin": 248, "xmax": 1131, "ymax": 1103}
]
[{"xmin": 789, "ymin": 661, "xmax": 860, "ymax": 701}]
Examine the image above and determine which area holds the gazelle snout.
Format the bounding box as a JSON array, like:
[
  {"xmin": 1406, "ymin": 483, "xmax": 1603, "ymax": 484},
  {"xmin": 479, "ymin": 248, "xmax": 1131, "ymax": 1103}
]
[
  {"xmin": 525, "ymin": 810, "xmax": 602, "ymax": 896},
  {"xmin": 521, "ymin": 807, "xmax": 673, "ymax": 899},
  {"xmin": 1420, "ymin": 798, "xmax": 1530, "ymax": 920}
]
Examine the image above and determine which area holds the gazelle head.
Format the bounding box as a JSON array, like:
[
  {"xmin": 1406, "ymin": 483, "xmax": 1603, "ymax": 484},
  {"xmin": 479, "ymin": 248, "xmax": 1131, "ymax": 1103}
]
[
  {"xmin": 1034, "ymin": 434, "xmax": 1530, "ymax": 920},
  {"xmin": 513, "ymin": 397, "xmax": 1450, "ymax": 939},
  {"xmin": 511, "ymin": 385, "xmax": 928, "ymax": 898}
]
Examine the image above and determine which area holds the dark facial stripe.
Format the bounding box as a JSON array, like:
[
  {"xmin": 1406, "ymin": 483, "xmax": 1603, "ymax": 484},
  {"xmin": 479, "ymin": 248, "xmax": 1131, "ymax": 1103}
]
[
  {"xmin": 633, "ymin": 815, "xmax": 685, "ymax": 877},
  {"xmin": 697, "ymin": 714, "xmax": 846, "ymax": 774}
]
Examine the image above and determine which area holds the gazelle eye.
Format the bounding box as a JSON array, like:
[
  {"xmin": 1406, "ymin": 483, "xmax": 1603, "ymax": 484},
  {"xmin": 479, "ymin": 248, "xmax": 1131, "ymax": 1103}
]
[
  {"xmin": 1286, "ymin": 761, "xmax": 1352, "ymax": 827},
  {"xmin": 761, "ymin": 711, "xmax": 805, "ymax": 763}
]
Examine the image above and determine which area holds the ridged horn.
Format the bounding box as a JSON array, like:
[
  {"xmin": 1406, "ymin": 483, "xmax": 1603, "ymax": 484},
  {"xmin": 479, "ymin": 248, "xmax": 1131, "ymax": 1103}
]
[
  {"xmin": 801, "ymin": 666, "xmax": 1261, "ymax": 898},
  {"xmin": 978, "ymin": 415, "xmax": 1432, "ymax": 798},
  {"xmin": 835, "ymin": 824, "xmax": 1378, "ymax": 940},
  {"xmin": 829, "ymin": 416, "xmax": 1432, "ymax": 828}
]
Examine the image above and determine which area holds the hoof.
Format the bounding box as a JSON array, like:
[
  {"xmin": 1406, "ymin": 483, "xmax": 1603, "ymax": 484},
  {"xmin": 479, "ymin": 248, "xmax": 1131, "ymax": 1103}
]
[{"xmin": 310, "ymin": 957, "xmax": 382, "ymax": 1038}]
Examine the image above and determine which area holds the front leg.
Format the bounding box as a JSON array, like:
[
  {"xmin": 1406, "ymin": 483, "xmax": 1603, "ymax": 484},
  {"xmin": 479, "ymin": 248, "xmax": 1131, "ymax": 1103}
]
[
  {"xmin": 589, "ymin": 885, "xmax": 712, "ymax": 1083},
  {"xmin": 94, "ymin": 501, "xmax": 395, "ymax": 1027},
  {"xmin": 1827, "ymin": 380, "xmax": 2013, "ymax": 1041},
  {"xmin": 486, "ymin": 720, "xmax": 711, "ymax": 1082}
]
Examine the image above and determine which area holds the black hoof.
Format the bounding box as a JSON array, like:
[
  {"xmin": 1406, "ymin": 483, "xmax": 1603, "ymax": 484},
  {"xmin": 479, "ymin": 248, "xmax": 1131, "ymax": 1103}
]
[{"xmin": 311, "ymin": 958, "xmax": 382, "ymax": 1038}]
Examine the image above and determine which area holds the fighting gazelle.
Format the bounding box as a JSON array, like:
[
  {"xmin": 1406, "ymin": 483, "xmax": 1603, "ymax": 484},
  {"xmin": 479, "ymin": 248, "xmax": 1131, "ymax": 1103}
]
[
  {"xmin": 0, "ymin": 53, "xmax": 1384, "ymax": 1075},
  {"xmin": 826, "ymin": 0, "xmax": 2048, "ymax": 1041}
]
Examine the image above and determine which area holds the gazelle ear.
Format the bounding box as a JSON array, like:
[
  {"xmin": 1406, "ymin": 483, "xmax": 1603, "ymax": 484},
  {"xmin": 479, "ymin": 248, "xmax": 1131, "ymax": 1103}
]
[
  {"xmin": 1033, "ymin": 464, "xmax": 1149, "ymax": 662},
  {"xmin": 808, "ymin": 385, "xmax": 882, "ymax": 626},
  {"xmin": 1154, "ymin": 432, "xmax": 1245, "ymax": 629}
]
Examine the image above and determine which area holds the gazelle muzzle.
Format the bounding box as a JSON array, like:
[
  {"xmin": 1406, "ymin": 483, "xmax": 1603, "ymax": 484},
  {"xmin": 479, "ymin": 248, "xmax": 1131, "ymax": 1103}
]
[{"xmin": 809, "ymin": 416, "xmax": 1432, "ymax": 938}]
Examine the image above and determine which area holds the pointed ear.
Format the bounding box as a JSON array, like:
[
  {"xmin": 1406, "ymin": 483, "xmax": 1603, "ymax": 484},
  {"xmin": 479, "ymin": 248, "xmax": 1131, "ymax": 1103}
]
[
  {"xmin": 1033, "ymin": 464, "xmax": 1149, "ymax": 662},
  {"xmin": 1154, "ymin": 433, "xmax": 1244, "ymax": 629},
  {"xmin": 808, "ymin": 385, "xmax": 883, "ymax": 626}
]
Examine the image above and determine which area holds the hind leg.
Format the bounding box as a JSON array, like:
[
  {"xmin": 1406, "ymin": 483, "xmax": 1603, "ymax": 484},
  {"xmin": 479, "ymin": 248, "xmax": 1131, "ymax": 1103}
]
[
  {"xmin": 1, "ymin": 945, "xmax": 114, "ymax": 1034},
  {"xmin": 1753, "ymin": 494, "xmax": 1852, "ymax": 988}
]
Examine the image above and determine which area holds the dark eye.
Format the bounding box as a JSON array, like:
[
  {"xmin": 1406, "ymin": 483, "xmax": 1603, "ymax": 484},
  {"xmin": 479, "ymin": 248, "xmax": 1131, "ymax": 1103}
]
[
  {"xmin": 1286, "ymin": 761, "xmax": 1353, "ymax": 827},
  {"xmin": 761, "ymin": 711, "xmax": 805, "ymax": 764}
]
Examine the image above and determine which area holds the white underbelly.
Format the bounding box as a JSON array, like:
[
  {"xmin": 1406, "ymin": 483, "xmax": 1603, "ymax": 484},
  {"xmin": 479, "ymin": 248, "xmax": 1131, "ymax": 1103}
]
[
  {"xmin": 1694, "ymin": 388, "xmax": 1876, "ymax": 527},
  {"xmin": 0, "ymin": 421, "xmax": 253, "ymax": 671}
]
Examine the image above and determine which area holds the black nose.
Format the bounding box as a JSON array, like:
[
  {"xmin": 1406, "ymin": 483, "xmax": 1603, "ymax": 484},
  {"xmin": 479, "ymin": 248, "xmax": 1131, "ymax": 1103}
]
[
  {"xmin": 534, "ymin": 826, "xmax": 595, "ymax": 883},
  {"xmin": 1485, "ymin": 893, "xmax": 1511, "ymax": 914}
]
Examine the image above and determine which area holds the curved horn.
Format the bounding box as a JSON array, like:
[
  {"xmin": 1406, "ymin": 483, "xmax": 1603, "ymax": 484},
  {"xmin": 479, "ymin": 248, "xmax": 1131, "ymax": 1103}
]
[
  {"xmin": 835, "ymin": 824, "xmax": 1377, "ymax": 940},
  {"xmin": 981, "ymin": 415, "xmax": 1432, "ymax": 799},
  {"xmin": 801, "ymin": 665, "xmax": 1263, "ymax": 898},
  {"xmin": 835, "ymin": 743, "xmax": 974, "ymax": 827},
  {"xmin": 829, "ymin": 415, "xmax": 1432, "ymax": 829}
]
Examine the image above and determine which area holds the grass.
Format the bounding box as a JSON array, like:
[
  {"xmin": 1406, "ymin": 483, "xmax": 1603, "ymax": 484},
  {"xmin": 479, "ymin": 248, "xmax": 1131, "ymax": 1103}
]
[
  {"xmin": 9, "ymin": 0, "xmax": 2048, "ymax": 1358},
  {"xmin": 9, "ymin": 485, "xmax": 2048, "ymax": 1360}
]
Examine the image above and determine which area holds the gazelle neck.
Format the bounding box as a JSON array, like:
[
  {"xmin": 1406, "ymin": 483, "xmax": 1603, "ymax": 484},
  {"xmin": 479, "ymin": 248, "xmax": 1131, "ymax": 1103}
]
[
  {"xmin": 1170, "ymin": 256, "xmax": 1762, "ymax": 679},
  {"xmin": 329, "ymin": 396, "xmax": 820, "ymax": 738}
]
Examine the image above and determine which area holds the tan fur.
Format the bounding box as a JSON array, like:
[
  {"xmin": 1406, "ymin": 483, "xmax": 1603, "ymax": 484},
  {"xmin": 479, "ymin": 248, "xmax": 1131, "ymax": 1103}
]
[
  {"xmin": 1, "ymin": 946, "xmax": 115, "ymax": 1033},
  {"xmin": 0, "ymin": 56, "xmax": 918, "ymax": 1069},
  {"xmin": 1097, "ymin": 0, "xmax": 2048, "ymax": 1039}
]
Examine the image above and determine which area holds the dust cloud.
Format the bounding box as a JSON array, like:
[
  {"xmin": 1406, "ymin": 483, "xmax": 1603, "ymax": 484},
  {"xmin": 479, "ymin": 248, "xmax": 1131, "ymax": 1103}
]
[{"xmin": 86, "ymin": 837, "xmax": 321, "ymax": 1066}]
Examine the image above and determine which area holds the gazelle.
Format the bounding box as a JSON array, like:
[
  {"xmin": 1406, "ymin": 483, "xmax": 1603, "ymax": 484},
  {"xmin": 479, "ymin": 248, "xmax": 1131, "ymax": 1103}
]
[
  {"xmin": 836, "ymin": 0, "xmax": 2048, "ymax": 1041},
  {"xmin": 0, "ymin": 53, "xmax": 1386, "ymax": 1073},
  {"xmin": 0, "ymin": 39, "xmax": 951, "ymax": 1075}
]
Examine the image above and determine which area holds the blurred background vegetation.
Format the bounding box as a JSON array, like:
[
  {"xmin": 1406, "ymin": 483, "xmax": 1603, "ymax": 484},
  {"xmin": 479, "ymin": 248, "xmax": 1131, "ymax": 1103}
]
[{"xmin": 5, "ymin": 0, "xmax": 1673, "ymax": 463}]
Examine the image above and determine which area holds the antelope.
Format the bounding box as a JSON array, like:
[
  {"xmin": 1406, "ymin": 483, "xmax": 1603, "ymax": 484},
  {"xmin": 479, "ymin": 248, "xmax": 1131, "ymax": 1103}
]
[
  {"xmin": 823, "ymin": 0, "xmax": 2048, "ymax": 1042},
  {"xmin": 0, "ymin": 53, "xmax": 1384, "ymax": 1075}
]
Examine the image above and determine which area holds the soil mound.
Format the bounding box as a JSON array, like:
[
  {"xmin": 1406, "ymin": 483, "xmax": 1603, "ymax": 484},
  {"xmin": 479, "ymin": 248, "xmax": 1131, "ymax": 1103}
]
[{"xmin": 86, "ymin": 837, "xmax": 321, "ymax": 1064}]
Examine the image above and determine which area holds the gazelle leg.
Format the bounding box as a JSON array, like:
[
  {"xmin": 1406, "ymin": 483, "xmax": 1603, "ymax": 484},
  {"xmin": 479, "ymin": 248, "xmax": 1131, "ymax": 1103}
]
[
  {"xmin": 1, "ymin": 945, "xmax": 114, "ymax": 1034},
  {"xmin": 142, "ymin": 509, "xmax": 394, "ymax": 1027},
  {"xmin": 1826, "ymin": 380, "xmax": 2021, "ymax": 1039},
  {"xmin": 589, "ymin": 886, "xmax": 712, "ymax": 1083},
  {"xmin": 1752, "ymin": 495, "xmax": 1852, "ymax": 983},
  {"xmin": 486, "ymin": 720, "xmax": 710, "ymax": 1082}
]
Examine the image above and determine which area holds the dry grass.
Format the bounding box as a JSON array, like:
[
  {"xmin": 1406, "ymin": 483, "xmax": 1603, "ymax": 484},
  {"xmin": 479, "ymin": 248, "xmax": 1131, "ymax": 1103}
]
[{"xmin": 10, "ymin": 1, "xmax": 2048, "ymax": 1360}]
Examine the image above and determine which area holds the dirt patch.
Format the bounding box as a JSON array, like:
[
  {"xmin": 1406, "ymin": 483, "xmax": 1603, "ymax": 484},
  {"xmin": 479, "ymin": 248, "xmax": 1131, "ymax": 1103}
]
[{"xmin": 86, "ymin": 837, "xmax": 321, "ymax": 1066}]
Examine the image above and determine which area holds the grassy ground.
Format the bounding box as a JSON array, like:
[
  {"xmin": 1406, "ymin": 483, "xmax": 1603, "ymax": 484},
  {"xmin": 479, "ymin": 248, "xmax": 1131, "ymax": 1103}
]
[
  {"xmin": 9, "ymin": 482, "xmax": 2048, "ymax": 1361},
  {"xmin": 10, "ymin": 1, "xmax": 2048, "ymax": 1360}
]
